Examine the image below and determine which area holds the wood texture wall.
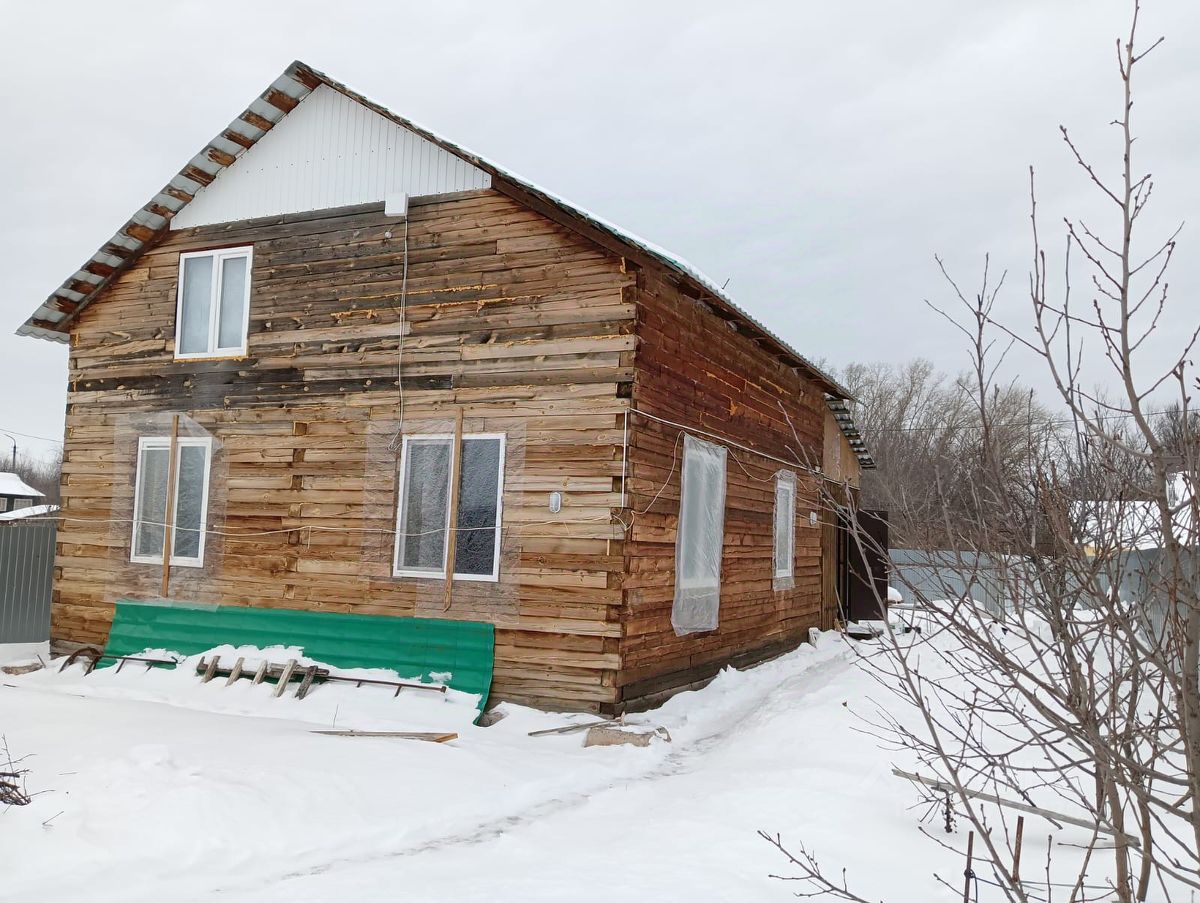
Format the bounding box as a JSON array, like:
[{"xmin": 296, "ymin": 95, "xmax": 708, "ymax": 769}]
[
  {"xmin": 55, "ymin": 189, "xmax": 634, "ymax": 710},
  {"xmin": 617, "ymin": 269, "xmax": 830, "ymax": 707},
  {"xmin": 52, "ymin": 183, "xmax": 857, "ymax": 713}
]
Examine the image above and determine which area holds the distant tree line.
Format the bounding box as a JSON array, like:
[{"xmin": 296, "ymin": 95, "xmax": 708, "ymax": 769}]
[
  {"xmin": 10, "ymin": 447, "xmax": 62, "ymax": 506},
  {"xmin": 837, "ymin": 359, "xmax": 1194, "ymax": 551}
]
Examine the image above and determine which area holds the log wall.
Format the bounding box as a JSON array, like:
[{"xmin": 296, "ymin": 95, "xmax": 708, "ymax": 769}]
[
  {"xmin": 55, "ymin": 190, "xmax": 634, "ymax": 710},
  {"xmin": 51, "ymin": 184, "xmax": 860, "ymax": 713},
  {"xmin": 618, "ymin": 269, "xmax": 830, "ymax": 707}
]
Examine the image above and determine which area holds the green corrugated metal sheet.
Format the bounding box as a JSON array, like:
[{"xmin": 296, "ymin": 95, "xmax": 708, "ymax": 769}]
[{"xmin": 102, "ymin": 600, "xmax": 494, "ymax": 714}]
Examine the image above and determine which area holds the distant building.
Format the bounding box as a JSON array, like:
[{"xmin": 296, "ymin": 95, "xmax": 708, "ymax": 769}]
[
  {"xmin": 0, "ymin": 473, "xmax": 43, "ymax": 515},
  {"xmin": 1075, "ymin": 473, "xmax": 1196, "ymax": 554}
]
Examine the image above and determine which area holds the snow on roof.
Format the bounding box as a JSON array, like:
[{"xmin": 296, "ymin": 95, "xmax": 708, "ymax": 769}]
[
  {"xmin": 1075, "ymin": 474, "xmax": 1197, "ymax": 551},
  {"xmin": 0, "ymin": 503, "xmax": 58, "ymax": 523},
  {"xmin": 0, "ymin": 473, "xmax": 43, "ymax": 499}
]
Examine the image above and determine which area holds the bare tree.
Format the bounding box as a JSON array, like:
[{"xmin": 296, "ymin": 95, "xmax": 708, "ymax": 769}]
[
  {"xmin": 839, "ymin": 358, "xmax": 1057, "ymax": 551},
  {"xmin": 768, "ymin": 4, "xmax": 1199, "ymax": 900},
  {"xmin": 11, "ymin": 447, "xmax": 62, "ymax": 506}
]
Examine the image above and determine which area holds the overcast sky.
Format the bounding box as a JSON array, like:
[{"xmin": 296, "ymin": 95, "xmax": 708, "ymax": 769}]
[{"xmin": 2, "ymin": 0, "xmax": 1197, "ymax": 461}]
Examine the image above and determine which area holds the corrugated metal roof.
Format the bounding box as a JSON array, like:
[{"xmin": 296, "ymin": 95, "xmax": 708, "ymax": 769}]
[
  {"xmin": 826, "ymin": 396, "xmax": 876, "ymax": 470},
  {"xmin": 15, "ymin": 60, "xmax": 872, "ymax": 463}
]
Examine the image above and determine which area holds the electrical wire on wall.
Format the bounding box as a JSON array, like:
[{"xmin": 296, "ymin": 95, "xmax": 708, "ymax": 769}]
[{"xmin": 386, "ymin": 214, "xmax": 411, "ymax": 453}]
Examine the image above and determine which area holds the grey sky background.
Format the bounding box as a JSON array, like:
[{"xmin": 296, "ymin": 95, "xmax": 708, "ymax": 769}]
[{"xmin": 2, "ymin": 0, "xmax": 1197, "ymax": 461}]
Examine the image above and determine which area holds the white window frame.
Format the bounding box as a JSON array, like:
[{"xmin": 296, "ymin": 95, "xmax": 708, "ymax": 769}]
[
  {"xmin": 130, "ymin": 435, "xmax": 214, "ymax": 568},
  {"xmin": 774, "ymin": 472, "xmax": 796, "ymax": 580},
  {"xmin": 675, "ymin": 434, "xmax": 728, "ymax": 593},
  {"xmin": 174, "ymin": 245, "xmax": 253, "ymax": 360},
  {"xmin": 392, "ymin": 432, "xmax": 506, "ymax": 583}
]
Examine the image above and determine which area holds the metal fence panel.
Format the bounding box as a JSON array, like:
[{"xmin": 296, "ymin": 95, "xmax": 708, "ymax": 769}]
[
  {"xmin": 0, "ymin": 522, "xmax": 56, "ymax": 644},
  {"xmin": 889, "ymin": 548, "xmax": 1012, "ymax": 618},
  {"xmin": 891, "ymin": 547, "xmax": 1197, "ymax": 638}
]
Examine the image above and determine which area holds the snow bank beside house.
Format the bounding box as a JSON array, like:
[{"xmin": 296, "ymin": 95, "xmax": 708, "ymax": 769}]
[
  {"xmin": 0, "ymin": 637, "xmax": 839, "ymax": 901},
  {"xmin": 0, "ymin": 628, "xmax": 1137, "ymax": 902}
]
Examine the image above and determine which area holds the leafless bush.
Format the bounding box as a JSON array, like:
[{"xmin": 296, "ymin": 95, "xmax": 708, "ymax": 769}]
[
  {"xmin": 0, "ymin": 737, "xmax": 32, "ymax": 808},
  {"xmin": 770, "ymin": 4, "xmax": 1199, "ymax": 900}
]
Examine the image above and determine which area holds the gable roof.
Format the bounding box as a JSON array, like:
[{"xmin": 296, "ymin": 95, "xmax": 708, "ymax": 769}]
[{"xmin": 15, "ymin": 60, "xmax": 874, "ymax": 470}]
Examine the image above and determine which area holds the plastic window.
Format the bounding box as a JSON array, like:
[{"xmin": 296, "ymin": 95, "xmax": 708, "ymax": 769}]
[
  {"xmin": 672, "ymin": 434, "xmax": 727, "ymax": 635},
  {"xmin": 175, "ymin": 246, "xmax": 253, "ymax": 358},
  {"xmin": 774, "ymin": 471, "xmax": 797, "ymax": 586},
  {"xmin": 130, "ymin": 435, "xmax": 213, "ymax": 568},
  {"xmin": 393, "ymin": 433, "xmax": 506, "ymax": 581}
]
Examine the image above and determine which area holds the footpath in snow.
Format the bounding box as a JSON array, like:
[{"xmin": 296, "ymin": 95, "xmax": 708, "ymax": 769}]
[{"xmin": 1, "ymin": 633, "xmax": 960, "ymax": 902}]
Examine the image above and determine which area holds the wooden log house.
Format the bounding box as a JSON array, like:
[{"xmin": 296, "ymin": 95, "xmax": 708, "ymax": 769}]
[{"xmin": 17, "ymin": 62, "xmax": 874, "ymax": 712}]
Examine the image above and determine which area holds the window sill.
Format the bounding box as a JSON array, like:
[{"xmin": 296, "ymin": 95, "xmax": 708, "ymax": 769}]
[
  {"xmin": 393, "ymin": 569, "xmax": 500, "ymax": 583},
  {"xmin": 173, "ymin": 350, "xmax": 249, "ymax": 362},
  {"xmin": 131, "ymin": 555, "xmax": 205, "ymax": 569}
]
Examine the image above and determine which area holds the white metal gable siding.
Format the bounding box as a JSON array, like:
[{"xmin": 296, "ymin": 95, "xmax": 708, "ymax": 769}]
[{"xmin": 171, "ymin": 85, "xmax": 491, "ymax": 229}]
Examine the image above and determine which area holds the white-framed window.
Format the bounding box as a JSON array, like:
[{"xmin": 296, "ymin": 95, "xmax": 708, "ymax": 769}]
[
  {"xmin": 393, "ymin": 433, "xmax": 506, "ymax": 582},
  {"xmin": 672, "ymin": 434, "xmax": 727, "ymax": 635},
  {"xmin": 774, "ymin": 471, "xmax": 797, "ymax": 581},
  {"xmin": 130, "ymin": 436, "xmax": 213, "ymax": 568},
  {"xmin": 175, "ymin": 246, "xmax": 253, "ymax": 359}
]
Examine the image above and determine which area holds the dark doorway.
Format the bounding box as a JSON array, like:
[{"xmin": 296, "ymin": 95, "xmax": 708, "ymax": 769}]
[{"xmin": 839, "ymin": 508, "xmax": 890, "ymax": 622}]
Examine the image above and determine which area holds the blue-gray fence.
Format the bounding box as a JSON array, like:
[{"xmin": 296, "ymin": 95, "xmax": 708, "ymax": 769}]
[
  {"xmin": 889, "ymin": 549, "xmax": 1031, "ymax": 619},
  {"xmin": 0, "ymin": 522, "xmax": 56, "ymax": 645},
  {"xmin": 890, "ymin": 547, "xmax": 1197, "ymax": 642}
]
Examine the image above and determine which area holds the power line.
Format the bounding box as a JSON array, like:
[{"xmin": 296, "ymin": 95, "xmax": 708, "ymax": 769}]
[
  {"xmin": 859, "ymin": 408, "xmax": 1183, "ymax": 435},
  {"xmin": 0, "ymin": 426, "xmax": 63, "ymax": 445}
]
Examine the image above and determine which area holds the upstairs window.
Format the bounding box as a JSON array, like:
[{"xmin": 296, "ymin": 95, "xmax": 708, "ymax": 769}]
[
  {"xmin": 131, "ymin": 436, "xmax": 213, "ymax": 568},
  {"xmin": 175, "ymin": 246, "xmax": 252, "ymax": 359},
  {"xmin": 393, "ymin": 434, "xmax": 506, "ymax": 582},
  {"xmin": 774, "ymin": 471, "xmax": 797, "ymax": 584}
]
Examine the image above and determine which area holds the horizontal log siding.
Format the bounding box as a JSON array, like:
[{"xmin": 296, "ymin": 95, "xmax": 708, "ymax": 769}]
[
  {"xmin": 619, "ymin": 268, "xmax": 828, "ymax": 707},
  {"xmin": 55, "ymin": 190, "xmax": 634, "ymax": 710}
]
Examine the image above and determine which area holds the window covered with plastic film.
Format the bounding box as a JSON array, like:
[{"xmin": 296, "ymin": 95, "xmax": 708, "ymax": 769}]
[
  {"xmin": 393, "ymin": 433, "xmax": 505, "ymax": 581},
  {"xmin": 131, "ymin": 435, "xmax": 213, "ymax": 568},
  {"xmin": 672, "ymin": 434, "xmax": 727, "ymax": 635},
  {"xmin": 773, "ymin": 470, "xmax": 796, "ymax": 591}
]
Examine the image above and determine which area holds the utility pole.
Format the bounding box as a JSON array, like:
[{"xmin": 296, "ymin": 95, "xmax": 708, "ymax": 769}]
[{"xmin": 0, "ymin": 433, "xmax": 15, "ymax": 471}]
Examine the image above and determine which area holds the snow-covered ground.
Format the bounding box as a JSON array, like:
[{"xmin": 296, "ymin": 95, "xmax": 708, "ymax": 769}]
[{"xmin": 0, "ymin": 629, "xmax": 1108, "ymax": 902}]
